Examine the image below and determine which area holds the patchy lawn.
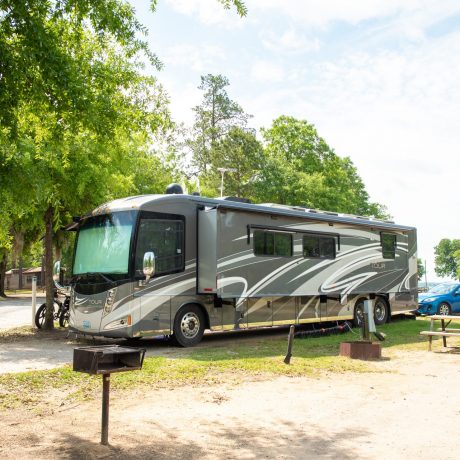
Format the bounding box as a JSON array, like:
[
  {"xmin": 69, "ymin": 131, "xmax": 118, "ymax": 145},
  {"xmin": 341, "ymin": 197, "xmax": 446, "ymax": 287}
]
[{"xmin": 0, "ymin": 317, "xmax": 447, "ymax": 412}]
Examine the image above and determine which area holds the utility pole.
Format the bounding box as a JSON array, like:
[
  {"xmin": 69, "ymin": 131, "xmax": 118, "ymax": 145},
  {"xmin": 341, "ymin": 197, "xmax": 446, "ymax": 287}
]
[{"xmin": 217, "ymin": 167, "xmax": 236, "ymax": 198}]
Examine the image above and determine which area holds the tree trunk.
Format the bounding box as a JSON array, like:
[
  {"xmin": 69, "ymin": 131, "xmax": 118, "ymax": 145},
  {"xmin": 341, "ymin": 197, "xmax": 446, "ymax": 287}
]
[
  {"xmin": 18, "ymin": 255, "xmax": 23, "ymax": 290},
  {"xmin": 44, "ymin": 206, "xmax": 55, "ymax": 330},
  {"xmin": 0, "ymin": 251, "xmax": 7, "ymax": 298}
]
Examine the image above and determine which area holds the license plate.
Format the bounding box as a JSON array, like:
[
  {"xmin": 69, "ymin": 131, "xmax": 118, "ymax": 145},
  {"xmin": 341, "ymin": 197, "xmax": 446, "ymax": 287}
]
[{"xmin": 82, "ymin": 320, "xmax": 91, "ymax": 329}]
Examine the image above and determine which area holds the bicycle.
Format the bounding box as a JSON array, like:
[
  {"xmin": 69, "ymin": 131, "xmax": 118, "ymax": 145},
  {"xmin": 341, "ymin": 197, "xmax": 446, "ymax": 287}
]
[{"xmin": 35, "ymin": 288, "xmax": 70, "ymax": 328}]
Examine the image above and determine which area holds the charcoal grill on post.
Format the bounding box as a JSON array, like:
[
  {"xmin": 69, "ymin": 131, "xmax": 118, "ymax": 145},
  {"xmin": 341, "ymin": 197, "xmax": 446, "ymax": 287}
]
[{"xmin": 73, "ymin": 345, "xmax": 146, "ymax": 445}]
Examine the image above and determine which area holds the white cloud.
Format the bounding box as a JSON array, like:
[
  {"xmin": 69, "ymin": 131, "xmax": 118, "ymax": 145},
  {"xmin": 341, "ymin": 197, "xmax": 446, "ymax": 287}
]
[
  {"xmin": 151, "ymin": 0, "xmax": 460, "ymax": 280},
  {"xmin": 242, "ymin": 29, "xmax": 460, "ymax": 280},
  {"xmin": 161, "ymin": 77, "xmax": 202, "ymax": 126},
  {"xmin": 250, "ymin": 60, "xmax": 285, "ymax": 82},
  {"xmin": 162, "ymin": 43, "xmax": 225, "ymax": 73},
  {"xmin": 165, "ymin": 0, "xmax": 246, "ymax": 28},
  {"xmin": 249, "ymin": 0, "xmax": 460, "ymax": 30},
  {"xmin": 261, "ymin": 28, "xmax": 321, "ymax": 53}
]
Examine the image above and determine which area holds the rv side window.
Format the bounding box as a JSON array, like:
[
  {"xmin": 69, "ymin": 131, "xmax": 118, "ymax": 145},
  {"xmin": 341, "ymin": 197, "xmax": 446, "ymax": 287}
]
[
  {"xmin": 254, "ymin": 231, "xmax": 292, "ymax": 257},
  {"xmin": 135, "ymin": 218, "xmax": 185, "ymax": 276},
  {"xmin": 303, "ymin": 235, "xmax": 335, "ymax": 259},
  {"xmin": 381, "ymin": 233, "xmax": 396, "ymax": 259}
]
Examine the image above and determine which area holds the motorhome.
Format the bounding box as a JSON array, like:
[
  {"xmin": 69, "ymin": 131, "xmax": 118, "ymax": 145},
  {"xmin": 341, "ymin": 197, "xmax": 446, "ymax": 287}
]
[{"xmin": 67, "ymin": 192, "xmax": 417, "ymax": 346}]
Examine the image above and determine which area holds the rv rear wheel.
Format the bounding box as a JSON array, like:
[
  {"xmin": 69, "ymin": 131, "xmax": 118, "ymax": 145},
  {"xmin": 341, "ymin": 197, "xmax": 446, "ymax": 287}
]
[
  {"xmin": 173, "ymin": 304, "xmax": 205, "ymax": 347},
  {"xmin": 353, "ymin": 299, "xmax": 365, "ymax": 327},
  {"xmin": 353, "ymin": 297, "xmax": 389, "ymax": 327},
  {"xmin": 374, "ymin": 297, "xmax": 389, "ymax": 325}
]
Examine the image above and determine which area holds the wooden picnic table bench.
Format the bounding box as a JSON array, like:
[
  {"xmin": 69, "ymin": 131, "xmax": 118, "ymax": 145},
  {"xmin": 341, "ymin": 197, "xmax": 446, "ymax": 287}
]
[{"xmin": 420, "ymin": 315, "xmax": 460, "ymax": 351}]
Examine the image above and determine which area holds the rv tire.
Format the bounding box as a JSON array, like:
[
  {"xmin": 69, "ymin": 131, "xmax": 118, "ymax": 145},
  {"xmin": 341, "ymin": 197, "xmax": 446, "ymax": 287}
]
[
  {"xmin": 353, "ymin": 298, "xmax": 366, "ymax": 327},
  {"xmin": 374, "ymin": 297, "xmax": 389, "ymax": 325},
  {"xmin": 173, "ymin": 304, "xmax": 205, "ymax": 347}
]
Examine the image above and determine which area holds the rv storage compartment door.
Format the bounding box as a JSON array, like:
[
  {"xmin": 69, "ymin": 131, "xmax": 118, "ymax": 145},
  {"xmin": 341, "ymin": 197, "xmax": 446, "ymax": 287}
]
[{"xmin": 198, "ymin": 208, "xmax": 217, "ymax": 294}]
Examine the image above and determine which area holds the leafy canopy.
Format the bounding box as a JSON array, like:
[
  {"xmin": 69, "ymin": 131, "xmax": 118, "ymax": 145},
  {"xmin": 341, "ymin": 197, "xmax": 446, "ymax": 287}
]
[
  {"xmin": 434, "ymin": 239, "xmax": 460, "ymax": 280},
  {"xmin": 256, "ymin": 116, "xmax": 388, "ymax": 217}
]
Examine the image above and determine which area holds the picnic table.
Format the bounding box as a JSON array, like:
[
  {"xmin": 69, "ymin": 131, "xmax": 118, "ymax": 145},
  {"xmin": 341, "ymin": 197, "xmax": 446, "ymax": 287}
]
[{"xmin": 420, "ymin": 315, "xmax": 460, "ymax": 351}]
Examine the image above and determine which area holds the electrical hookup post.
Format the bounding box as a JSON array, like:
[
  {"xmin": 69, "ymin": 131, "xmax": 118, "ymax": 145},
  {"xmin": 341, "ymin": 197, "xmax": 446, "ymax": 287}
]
[
  {"xmin": 31, "ymin": 276, "xmax": 37, "ymax": 326},
  {"xmin": 339, "ymin": 299, "xmax": 386, "ymax": 360}
]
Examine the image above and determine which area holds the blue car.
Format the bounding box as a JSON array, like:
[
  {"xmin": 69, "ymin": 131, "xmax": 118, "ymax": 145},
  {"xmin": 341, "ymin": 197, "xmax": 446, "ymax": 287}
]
[{"xmin": 417, "ymin": 282, "xmax": 460, "ymax": 315}]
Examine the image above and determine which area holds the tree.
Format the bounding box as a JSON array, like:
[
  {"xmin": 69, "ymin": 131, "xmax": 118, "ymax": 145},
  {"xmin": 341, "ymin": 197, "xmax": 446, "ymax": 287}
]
[
  {"xmin": 256, "ymin": 116, "xmax": 387, "ymax": 217},
  {"xmin": 0, "ymin": 1, "xmax": 170, "ymax": 326},
  {"xmin": 455, "ymin": 250, "xmax": 460, "ymax": 281},
  {"xmin": 201, "ymin": 127, "xmax": 264, "ymax": 198},
  {"xmin": 434, "ymin": 239, "xmax": 460, "ymax": 280},
  {"xmin": 417, "ymin": 258, "xmax": 425, "ymax": 282},
  {"xmin": 190, "ymin": 74, "xmax": 250, "ymax": 174}
]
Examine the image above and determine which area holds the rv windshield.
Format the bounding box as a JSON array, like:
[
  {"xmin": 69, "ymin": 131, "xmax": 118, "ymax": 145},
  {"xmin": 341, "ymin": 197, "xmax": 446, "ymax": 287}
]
[{"xmin": 73, "ymin": 211, "xmax": 137, "ymax": 276}]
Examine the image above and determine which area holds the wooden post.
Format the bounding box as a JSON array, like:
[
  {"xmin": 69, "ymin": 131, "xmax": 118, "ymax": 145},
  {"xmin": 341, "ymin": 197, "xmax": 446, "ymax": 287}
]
[
  {"xmin": 441, "ymin": 319, "xmax": 447, "ymax": 347},
  {"xmin": 284, "ymin": 325, "xmax": 295, "ymax": 364},
  {"xmin": 101, "ymin": 374, "xmax": 110, "ymax": 445}
]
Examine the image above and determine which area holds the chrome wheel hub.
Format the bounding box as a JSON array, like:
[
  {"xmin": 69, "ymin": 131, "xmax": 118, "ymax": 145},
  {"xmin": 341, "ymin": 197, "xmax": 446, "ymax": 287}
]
[
  {"xmin": 375, "ymin": 302, "xmax": 386, "ymax": 322},
  {"xmin": 180, "ymin": 312, "xmax": 200, "ymax": 339}
]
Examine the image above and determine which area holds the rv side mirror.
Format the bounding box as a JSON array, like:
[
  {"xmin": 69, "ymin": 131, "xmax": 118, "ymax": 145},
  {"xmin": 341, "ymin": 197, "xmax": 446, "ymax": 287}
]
[
  {"xmin": 143, "ymin": 252, "xmax": 155, "ymax": 281},
  {"xmin": 53, "ymin": 261, "xmax": 61, "ymax": 281}
]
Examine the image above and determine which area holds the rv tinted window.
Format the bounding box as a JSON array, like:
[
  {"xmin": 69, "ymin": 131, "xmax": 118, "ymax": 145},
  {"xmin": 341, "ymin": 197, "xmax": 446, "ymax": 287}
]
[
  {"xmin": 303, "ymin": 235, "xmax": 335, "ymax": 259},
  {"xmin": 254, "ymin": 231, "xmax": 292, "ymax": 257},
  {"xmin": 135, "ymin": 218, "xmax": 184, "ymax": 276},
  {"xmin": 381, "ymin": 233, "xmax": 396, "ymax": 259}
]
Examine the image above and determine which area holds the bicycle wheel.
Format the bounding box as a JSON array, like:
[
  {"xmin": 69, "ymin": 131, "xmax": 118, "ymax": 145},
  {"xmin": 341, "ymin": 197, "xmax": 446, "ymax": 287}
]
[{"xmin": 34, "ymin": 304, "xmax": 47, "ymax": 329}]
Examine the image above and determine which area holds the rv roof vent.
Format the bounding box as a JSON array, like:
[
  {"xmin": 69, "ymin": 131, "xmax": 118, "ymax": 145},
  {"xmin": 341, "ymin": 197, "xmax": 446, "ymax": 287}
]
[
  {"xmin": 355, "ymin": 216, "xmax": 368, "ymax": 220},
  {"xmin": 222, "ymin": 196, "xmax": 252, "ymax": 204},
  {"xmin": 384, "ymin": 219, "xmax": 395, "ymax": 224},
  {"xmin": 323, "ymin": 211, "xmax": 339, "ymax": 216},
  {"xmin": 165, "ymin": 183, "xmax": 184, "ymax": 194}
]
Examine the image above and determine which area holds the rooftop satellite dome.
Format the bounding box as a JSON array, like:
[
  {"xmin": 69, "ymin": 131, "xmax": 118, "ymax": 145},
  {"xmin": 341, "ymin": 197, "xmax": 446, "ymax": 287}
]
[{"xmin": 165, "ymin": 183, "xmax": 184, "ymax": 195}]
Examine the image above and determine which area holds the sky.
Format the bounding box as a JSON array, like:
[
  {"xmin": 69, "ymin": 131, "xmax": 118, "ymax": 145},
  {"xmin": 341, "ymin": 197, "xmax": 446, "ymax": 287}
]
[{"xmin": 130, "ymin": 0, "xmax": 460, "ymax": 281}]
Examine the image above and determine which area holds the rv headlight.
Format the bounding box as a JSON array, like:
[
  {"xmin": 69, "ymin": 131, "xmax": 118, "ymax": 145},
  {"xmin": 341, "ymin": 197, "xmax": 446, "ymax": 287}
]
[
  {"xmin": 103, "ymin": 288, "xmax": 117, "ymax": 316},
  {"xmin": 104, "ymin": 315, "xmax": 132, "ymax": 330}
]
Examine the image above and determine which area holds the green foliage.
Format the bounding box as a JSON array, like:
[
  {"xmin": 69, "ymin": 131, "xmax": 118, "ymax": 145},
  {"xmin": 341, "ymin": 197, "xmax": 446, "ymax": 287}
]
[
  {"xmin": 417, "ymin": 258, "xmax": 425, "ymax": 281},
  {"xmin": 0, "ymin": 1, "xmax": 173, "ymax": 241},
  {"xmin": 150, "ymin": 0, "xmax": 248, "ymax": 17},
  {"xmin": 434, "ymin": 239, "xmax": 460, "ymax": 280},
  {"xmin": 256, "ymin": 116, "xmax": 388, "ymax": 217},
  {"xmin": 0, "ymin": 0, "xmax": 175, "ymax": 321},
  {"xmin": 216, "ymin": 0, "xmax": 248, "ymax": 16},
  {"xmin": 202, "ymin": 127, "xmax": 264, "ymax": 198},
  {"xmin": 190, "ymin": 74, "xmax": 250, "ymax": 174}
]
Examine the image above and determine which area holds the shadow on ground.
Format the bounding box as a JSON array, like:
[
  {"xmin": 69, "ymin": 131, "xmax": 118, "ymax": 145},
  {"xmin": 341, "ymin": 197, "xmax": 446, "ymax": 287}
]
[{"xmin": 45, "ymin": 418, "xmax": 367, "ymax": 460}]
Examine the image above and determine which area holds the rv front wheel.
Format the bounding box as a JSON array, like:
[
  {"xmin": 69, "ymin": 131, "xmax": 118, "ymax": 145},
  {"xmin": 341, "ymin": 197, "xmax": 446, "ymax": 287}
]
[{"xmin": 173, "ymin": 305, "xmax": 205, "ymax": 347}]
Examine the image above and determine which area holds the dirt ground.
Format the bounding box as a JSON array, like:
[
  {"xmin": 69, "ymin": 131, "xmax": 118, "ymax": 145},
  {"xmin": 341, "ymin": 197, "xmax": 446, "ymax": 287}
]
[{"xmin": 1, "ymin": 340, "xmax": 460, "ymax": 460}]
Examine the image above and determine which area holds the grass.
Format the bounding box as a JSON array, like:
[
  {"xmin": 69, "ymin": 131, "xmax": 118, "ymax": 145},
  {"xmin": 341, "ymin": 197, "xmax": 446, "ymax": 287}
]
[{"xmin": 0, "ymin": 317, "xmax": 456, "ymax": 412}]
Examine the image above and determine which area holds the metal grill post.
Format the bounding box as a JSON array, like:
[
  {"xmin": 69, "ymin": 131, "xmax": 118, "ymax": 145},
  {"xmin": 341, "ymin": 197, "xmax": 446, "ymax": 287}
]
[{"xmin": 101, "ymin": 374, "xmax": 110, "ymax": 445}]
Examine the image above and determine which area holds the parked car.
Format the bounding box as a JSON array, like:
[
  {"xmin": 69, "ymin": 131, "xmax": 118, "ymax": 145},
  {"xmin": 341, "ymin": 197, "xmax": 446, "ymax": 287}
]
[{"xmin": 417, "ymin": 282, "xmax": 460, "ymax": 315}]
